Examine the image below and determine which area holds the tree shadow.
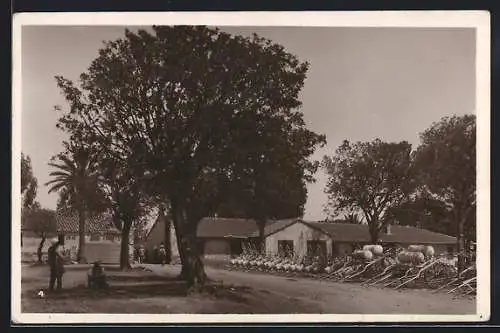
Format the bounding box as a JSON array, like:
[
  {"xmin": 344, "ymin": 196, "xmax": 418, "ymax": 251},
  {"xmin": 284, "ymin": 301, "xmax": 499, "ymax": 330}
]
[
  {"xmin": 25, "ymin": 280, "xmax": 255, "ymax": 304},
  {"xmin": 28, "ymin": 281, "xmax": 189, "ymax": 300},
  {"xmin": 106, "ymin": 274, "xmax": 179, "ymax": 283},
  {"xmin": 202, "ymin": 284, "xmax": 253, "ymax": 303}
]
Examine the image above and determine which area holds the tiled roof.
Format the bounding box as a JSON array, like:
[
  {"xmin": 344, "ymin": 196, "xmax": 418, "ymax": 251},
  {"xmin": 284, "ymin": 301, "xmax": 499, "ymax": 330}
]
[
  {"xmin": 171, "ymin": 216, "xmax": 456, "ymax": 245},
  {"xmin": 197, "ymin": 217, "xmax": 260, "ymax": 238},
  {"xmin": 244, "ymin": 218, "xmax": 299, "ymax": 238},
  {"xmin": 307, "ymin": 222, "xmax": 456, "ymax": 245},
  {"xmin": 55, "ymin": 210, "xmax": 120, "ymax": 235},
  {"xmin": 380, "ymin": 225, "xmax": 456, "ymax": 244}
]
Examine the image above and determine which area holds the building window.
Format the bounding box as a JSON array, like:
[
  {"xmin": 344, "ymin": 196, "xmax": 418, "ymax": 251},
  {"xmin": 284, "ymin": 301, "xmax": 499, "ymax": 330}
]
[
  {"xmin": 307, "ymin": 240, "xmax": 327, "ymax": 258},
  {"xmin": 105, "ymin": 234, "xmax": 115, "ymax": 241},
  {"xmin": 278, "ymin": 240, "xmax": 294, "ymax": 257},
  {"xmin": 90, "ymin": 234, "xmax": 101, "ymax": 242}
]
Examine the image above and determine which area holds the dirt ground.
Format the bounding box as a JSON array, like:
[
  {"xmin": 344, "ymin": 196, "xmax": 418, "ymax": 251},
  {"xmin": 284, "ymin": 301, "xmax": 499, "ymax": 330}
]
[
  {"xmin": 148, "ymin": 264, "xmax": 476, "ymax": 315},
  {"xmin": 20, "ymin": 264, "xmax": 316, "ymax": 314},
  {"xmin": 20, "ymin": 263, "xmax": 475, "ymax": 315}
]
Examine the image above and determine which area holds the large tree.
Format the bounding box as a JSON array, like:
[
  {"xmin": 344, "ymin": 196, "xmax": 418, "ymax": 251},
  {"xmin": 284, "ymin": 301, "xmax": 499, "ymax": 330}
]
[
  {"xmin": 216, "ymin": 121, "xmax": 324, "ymax": 252},
  {"xmin": 414, "ymin": 114, "xmax": 476, "ymax": 272},
  {"xmin": 22, "ymin": 208, "xmax": 56, "ymax": 263},
  {"xmin": 46, "ymin": 142, "xmax": 103, "ymax": 263},
  {"xmin": 53, "ymin": 26, "xmax": 324, "ymax": 289},
  {"xmin": 97, "ymin": 154, "xmax": 153, "ymax": 270},
  {"xmin": 385, "ymin": 195, "xmax": 452, "ymax": 234},
  {"xmin": 322, "ymin": 139, "xmax": 415, "ymax": 243}
]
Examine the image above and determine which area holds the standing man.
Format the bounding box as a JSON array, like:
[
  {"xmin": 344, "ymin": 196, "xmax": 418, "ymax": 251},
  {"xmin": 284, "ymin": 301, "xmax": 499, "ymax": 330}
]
[
  {"xmin": 47, "ymin": 238, "xmax": 65, "ymax": 292},
  {"xmin": 158, "ymin": 243, "xmax": 167, "ymax": 266},
  {"xmin": 138, "ymin": 245, "xmax": 146, "ymax": 264},
  {"xmin": 152, "ymin": 245, "xmax": 159, "ymax": 264}
]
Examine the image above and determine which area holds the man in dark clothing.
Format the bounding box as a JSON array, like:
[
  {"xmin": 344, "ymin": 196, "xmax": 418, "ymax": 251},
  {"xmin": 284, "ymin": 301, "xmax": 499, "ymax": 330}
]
[
  {"xmin": 138, "ymin": 245, "xmax": 146, "ymax": 264},
  {"xmin": 152, "ymin": 246, "xmax": 159, "ymax": 264},
  {"xmin": 47, "ymin": 238, "xmax": 65, "ymax": 291},
  {"xmin": 158, "ymin": 244, "xmax": 167, "ymax": 266}
]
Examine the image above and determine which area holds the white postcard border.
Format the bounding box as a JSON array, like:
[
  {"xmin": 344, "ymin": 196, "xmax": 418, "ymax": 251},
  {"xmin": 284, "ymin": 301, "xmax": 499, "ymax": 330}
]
[{"xmin": 12, "ymin": 10, "xmax": 491, "ymax": 324}]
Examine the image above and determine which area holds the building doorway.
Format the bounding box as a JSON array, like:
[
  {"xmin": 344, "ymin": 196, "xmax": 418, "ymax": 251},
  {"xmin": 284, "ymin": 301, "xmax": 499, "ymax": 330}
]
[
  {"xmin": 229, "ymin": 239, "xmax": 243, "ymax": 256},
  {"xmin": 307, "ymin": 240, "xmax": 327, "ymax": 258}
]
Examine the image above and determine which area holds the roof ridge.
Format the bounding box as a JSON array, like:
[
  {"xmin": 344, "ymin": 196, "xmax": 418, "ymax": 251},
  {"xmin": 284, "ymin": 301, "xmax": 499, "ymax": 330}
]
[
  {"xmin": 201, "ymin": 217, "xmax": 255, "ymax": 221},
  {"xmin": 309, "ymin": 221, "xmax": 367, "ymax": 226},
  {"xmin": 391, "ymin": 224, "xmax": 456, "ymax": 236}
]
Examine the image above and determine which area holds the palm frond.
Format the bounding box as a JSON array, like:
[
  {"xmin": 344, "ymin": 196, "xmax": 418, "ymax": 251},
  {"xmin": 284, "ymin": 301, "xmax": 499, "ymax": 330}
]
[
  {"xmin": 47, "ymin": 171, "xmax": 72, "ymax": 178},
  {"xmin": 47, "ymin": 182, "xmax": 70, "ymax": 194},
  {"xmin": 48, "ymin": 161, "xmax": 74, "ymax": 173},
  {"xmin": 45, "ymin": 176, "xmax": 73, "ymax": 186}
]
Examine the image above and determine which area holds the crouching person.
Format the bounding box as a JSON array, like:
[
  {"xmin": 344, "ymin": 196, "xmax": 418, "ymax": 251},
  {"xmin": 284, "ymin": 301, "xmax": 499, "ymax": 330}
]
[{"xmin": 87, "ymin": 261, "xmax": 109, "ymax": 290}]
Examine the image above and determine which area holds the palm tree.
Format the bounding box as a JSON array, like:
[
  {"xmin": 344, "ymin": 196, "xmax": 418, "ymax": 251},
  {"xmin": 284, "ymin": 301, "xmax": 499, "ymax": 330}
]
[{"xmin": 45, "ymin": 144, "xmax": 101, "ymax": 263}]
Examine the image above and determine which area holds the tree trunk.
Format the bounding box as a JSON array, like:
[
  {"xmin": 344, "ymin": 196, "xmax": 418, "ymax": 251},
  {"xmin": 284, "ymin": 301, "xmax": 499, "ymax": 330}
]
[
  {"xmin": 77, "ymin": 206, "xmax": 87, "ymax": 264},
  {"xmin": 163, "ymin": 214, "xmax": 172, "ymax": 264},
  {"xmin": 257, "ymin": 220, "xmax": 266, "ymax": 254},
  {"xmin": 456, "ymin": 213, "xmax": 466, "ymax": 274},
  {"xmin": 37, "ymin": 234, "xmax": 46, "ymax": 263},
  {"xmin": 180, "ymin": 226, "xmax": 207, "ymax": 292},
  {"xmin": 120, "ymin": 222, "xmax": 132, "ymax": 270},
  {"xmin": 171, "ymin": 203, "xmax": 206, "ymax": 290},
  {"xmin": 173, "ymin": 218, "xmax": 187, "ymax": 279},
  {"xmin": 368, "ymin": 219, "xmax": 379, "ymax": 244}
]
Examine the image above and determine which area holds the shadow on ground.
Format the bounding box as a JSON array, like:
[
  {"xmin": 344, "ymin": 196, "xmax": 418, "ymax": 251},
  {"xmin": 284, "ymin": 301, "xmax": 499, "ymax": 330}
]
[
  {"xmin": 106, "ymin": 274, "xmax": 179, "ymax": 283},
  {"xmin": 25, "ymin": 279, "xmax": 255, "ymax": 305}
]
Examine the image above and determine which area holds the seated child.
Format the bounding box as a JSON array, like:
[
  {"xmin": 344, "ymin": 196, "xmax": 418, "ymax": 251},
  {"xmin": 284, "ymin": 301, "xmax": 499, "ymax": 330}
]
[{"xmin": 87, "ymin": 261, "xmax": 108, "ymax": 290}]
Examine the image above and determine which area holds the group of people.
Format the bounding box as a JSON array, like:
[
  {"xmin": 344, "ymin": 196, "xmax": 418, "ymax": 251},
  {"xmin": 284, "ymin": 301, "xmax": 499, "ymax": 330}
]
[
  {"xmin": 45, "ymin": 239, "xmax": 170, "ymax": 293},
  {"xmin": 135, "ymin": 243, "xmax": 169, "ymax": 265}
]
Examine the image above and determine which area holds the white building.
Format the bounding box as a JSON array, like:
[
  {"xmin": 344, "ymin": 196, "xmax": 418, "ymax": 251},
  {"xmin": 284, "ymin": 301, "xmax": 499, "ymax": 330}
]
[
  {"xmin": 55, "ymin": 210, "xmax": 135, "ymax": 264},
  {"xmin": 144, "ymin": 217, "xmax": 457, "ymax": 262}
]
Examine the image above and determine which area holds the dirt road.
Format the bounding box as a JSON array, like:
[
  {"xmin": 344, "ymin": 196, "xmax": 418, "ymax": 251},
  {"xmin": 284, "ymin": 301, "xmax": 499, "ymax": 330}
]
[
  {"xmin": 146, "ymin": 264, "xmax": 476, "ymax": 315},
  {"xmin": 20, "ymin": 263, "xmax": 475, "ymax": 315}
]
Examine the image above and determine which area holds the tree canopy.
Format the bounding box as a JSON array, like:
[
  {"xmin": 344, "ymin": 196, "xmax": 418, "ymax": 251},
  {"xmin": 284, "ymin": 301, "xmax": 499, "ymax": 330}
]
[
  {"xmin": 21, "ymin": 207, "xmax": 57, "ymax": 262},
  {"xmin": 414, "ymin": 114, "xmax": 476, "ymax": 270},
  {"xmin": 322, "ymin": 139, "xmax": 415, "ymax": 243},
  {"xmin": 414, "ymin": 114, "xmax": 476, "ymax": 212},
  {"xmin": 21, "ymin": 153, "xmax": 39, "ymax": 209},
  {"xmin": 385, "ymin": 195, "xmax": 452, "ymax": 234},
  {"xmin": 47, "ymin": 142, "xmax": 106, "ymax": 213},
  {"xmin": 53, "ymin": 26, "xmax": 325, "ymax": 287},
  {"xmin": 22, "ymin": 208, "xmax": 57, "ymax": 236}
]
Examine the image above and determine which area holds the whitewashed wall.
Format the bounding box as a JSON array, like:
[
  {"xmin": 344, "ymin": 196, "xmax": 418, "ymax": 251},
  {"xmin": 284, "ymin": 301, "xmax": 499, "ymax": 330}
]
[{"xmin": 265, "ymin": 222, "xmax": 332, "ymax": 260}]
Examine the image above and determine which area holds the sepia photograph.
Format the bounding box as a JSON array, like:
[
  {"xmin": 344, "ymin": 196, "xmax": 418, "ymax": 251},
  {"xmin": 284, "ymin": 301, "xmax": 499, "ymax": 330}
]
[{"xmin": 12, "ymin": 11, "xmax": 490, "ymax": 323}]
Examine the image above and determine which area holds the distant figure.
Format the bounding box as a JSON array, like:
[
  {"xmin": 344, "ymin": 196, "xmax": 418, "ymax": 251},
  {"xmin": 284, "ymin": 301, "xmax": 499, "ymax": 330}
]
[
  {"xmin": 87, "ymin": 261, "xmax": 108, "ymax": 290},
  {"xmin": 151, "ymin": 246, "xmax": 158, "ymax": 264},
  {"xmin": 134, "ymin": 246, "xmax": 140, "ymax": 262},
  {"xmin": 138, "ymin": 245, "xmax": 146, "ymax": 264},
  {"xmin": 47, "ymin": 238, "xmax": 65, "ymax": 292},
  {"xmin": 158, "ymin": 244, "xmax": 167, "ymax": 266}
]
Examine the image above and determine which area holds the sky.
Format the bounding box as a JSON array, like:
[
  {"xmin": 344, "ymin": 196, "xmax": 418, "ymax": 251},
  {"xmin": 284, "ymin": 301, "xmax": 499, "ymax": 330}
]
[{"xmin": 20, "ymin": 26, "xmax": 476, "ymax": 221}]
